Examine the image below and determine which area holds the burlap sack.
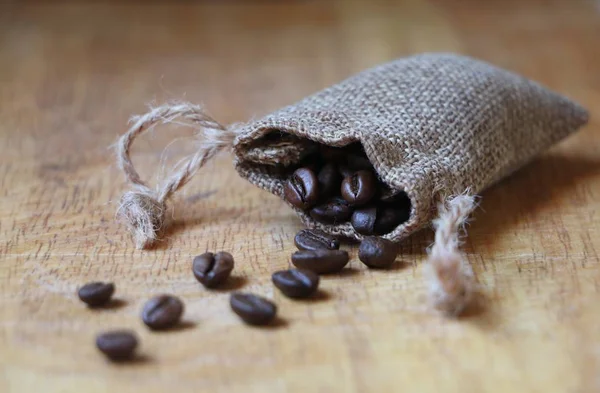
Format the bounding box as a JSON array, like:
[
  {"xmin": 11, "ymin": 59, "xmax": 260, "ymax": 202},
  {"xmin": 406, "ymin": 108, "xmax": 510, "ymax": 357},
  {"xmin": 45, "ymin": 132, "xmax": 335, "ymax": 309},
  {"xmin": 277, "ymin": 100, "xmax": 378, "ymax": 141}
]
[
  {"xmin": 115, "ymin": 52, "xmax": 588, "ymax": 315},
  {"xmin": 232, "ymin": 53, "xmax": 588, "ymax": 242}
]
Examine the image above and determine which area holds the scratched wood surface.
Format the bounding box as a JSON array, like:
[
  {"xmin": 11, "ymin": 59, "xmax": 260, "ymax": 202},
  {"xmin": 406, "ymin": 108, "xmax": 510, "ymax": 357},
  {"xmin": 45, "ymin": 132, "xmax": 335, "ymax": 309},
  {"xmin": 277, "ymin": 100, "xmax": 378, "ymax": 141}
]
[{"xmin": 1, "ymin": 1, "xmax": 599, "ymax": 392}]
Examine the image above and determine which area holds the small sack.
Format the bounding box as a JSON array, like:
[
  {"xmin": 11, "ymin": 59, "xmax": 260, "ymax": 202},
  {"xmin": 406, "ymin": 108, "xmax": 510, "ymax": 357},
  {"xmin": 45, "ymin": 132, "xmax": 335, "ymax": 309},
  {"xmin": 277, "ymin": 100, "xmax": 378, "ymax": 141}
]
[
  {"xmin": 115, "ymin": 53, "xmax": 588, "ymax": 315},
  {"xmin": 233, "ymin": 53, "xmax": 588, "ymax": 241}
]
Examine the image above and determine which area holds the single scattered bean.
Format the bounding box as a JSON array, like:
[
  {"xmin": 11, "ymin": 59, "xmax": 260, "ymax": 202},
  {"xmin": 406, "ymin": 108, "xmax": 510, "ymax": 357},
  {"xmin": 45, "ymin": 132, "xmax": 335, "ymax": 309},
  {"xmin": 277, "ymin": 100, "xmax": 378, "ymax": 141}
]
[
  {"xmin": 291, "ymin": 249, "xmax": 349, "ymax": 274},
  {"xmin": 78, "ymin": 282, "xmax": 115, "ymax": 307},
  {"xmin": 96, "ymin": 330, "xmax": 138, "ymax": 361},
  {"xmin": 358, "ymin": 237, "xmax": 398, "ymax": 268},
  {"xmin": 230, "ymin": 293, "xmax": 277, "ymax": 325},
  {"xmin": 272, "ymin": 269, "xmax": 320, "ymax": 298},
  {"xmin": 192, "ymin": 251, "xmax": 234, "ymax": 288},
  {"xmin": 141, "ymin": 295, "xmax": 184, "ymax": 330}
]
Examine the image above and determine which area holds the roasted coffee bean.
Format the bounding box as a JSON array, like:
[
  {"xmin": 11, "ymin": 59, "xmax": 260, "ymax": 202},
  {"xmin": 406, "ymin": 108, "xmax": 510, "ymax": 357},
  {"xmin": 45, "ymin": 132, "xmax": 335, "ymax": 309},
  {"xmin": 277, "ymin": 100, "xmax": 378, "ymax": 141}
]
[
  {"xmin": 283, "ymin": 167, "xmax": 319, "ymax": 210},
  {"xmin": 351, "ymin": 206, "xmax": 377, "ymax": 235},
  {"xmin": 341, "ymin": 170, "xmax": 376, "ymax": 205},
  {"xmin": 141, "ymin": 295, "xmax": 184, "ymax": 330},
  {"xmin": 291, "ymin": 249, "xmax": 349, "ymax": 274},
  {"xmin": 230, "ymin": 293, "xmax": 277, "ymax": 325},
  {"xmin": 294, "ymin": 229, "xmax": 340, "ymax": 251},
  {"xmin": 96, "ymin": 330, "xmax": 138, "ymax": 361},
  {"xmin": 78, "ymin": 282, "xmax": 115, "ymax": 307},
  {"xmin": 272, "ymin": 269, "xmax": 320, "ymax": 298},
  {"xmin": 317, "ymin": 163, "xmax": 342, "ymax": 199},
  {"xmin": 358, "ymin": 237, "xmax": 398, "ymax": 268},
  {"xmin": 310, "ymin": 197, "xmax": 352, "ymax": 224},
  {"xmin": 192, "ymin": 251, "xmax": 234, "ymax": 288},
  {"xmin": 374, "ymin": 206, "xmax": 410, "ymax": 235}
]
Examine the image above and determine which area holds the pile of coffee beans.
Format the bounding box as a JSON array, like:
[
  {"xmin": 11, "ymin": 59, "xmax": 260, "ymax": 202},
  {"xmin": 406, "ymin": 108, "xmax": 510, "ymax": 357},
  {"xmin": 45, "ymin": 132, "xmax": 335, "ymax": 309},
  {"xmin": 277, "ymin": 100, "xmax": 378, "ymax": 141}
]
[
  {"xmin": 283, "ymin": 143, "xmax": 411, "ymax": 236},
  {"xmin": 82, "ymin": 224, "xmax": 402, "ymax": 363}
]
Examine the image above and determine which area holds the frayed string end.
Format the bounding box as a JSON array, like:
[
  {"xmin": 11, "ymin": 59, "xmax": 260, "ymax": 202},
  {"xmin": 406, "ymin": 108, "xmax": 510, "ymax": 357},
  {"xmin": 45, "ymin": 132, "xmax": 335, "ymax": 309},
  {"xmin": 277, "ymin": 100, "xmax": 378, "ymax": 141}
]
[
  {"xmin": 117, "ymin": 189, "xmax": 166, "ymax": 250},
  {"xmin": 425, "ymin": 193, "xmax": 478, "ymax": 317}
]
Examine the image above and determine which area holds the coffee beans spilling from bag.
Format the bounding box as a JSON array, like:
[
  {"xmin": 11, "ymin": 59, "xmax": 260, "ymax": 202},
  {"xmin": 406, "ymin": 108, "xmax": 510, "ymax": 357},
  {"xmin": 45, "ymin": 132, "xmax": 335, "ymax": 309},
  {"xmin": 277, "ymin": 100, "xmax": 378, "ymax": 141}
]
[
  {"xmin": 283, "ymin": 143, "xmax": 411, "ymax": 236},
  {"xmin": 81, "ymin": 231, "xmax": 402, "ymax": 362}
]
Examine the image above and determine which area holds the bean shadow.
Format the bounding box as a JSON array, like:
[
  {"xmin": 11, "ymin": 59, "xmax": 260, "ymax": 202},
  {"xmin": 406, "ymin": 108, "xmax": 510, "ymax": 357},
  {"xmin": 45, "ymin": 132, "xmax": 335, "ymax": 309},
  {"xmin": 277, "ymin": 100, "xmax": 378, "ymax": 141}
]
[
  {"xmin": 107, "ymin": 354, "xmax": 153, "ymax": 365},
  {"xmin": 148, "ymin": 195, "xmax": 253, "ymax": 250},
  {"xmin": 322, "ymin": 267, "xmax": 361, "ymax": 279},
  {"xmin": 383, "ymin": 259, "xmax": 410, "ymax": 271},
  {"xmin": 211, "ymin": 276, "xmax": 247, "ymax": 292},
  {"xmin": 89, "ymin": 298, "xmax": 128, "ymax": 311},
  {"xmin": 151, "ymin": 320, "xmax": 197, "ymax": 333},
  {"xmin": 468, "ymin": 154, "xmax": 600, "ymax": 243},
  {"xmin": 393, "ymin": 154, "xmax": 600, "ymax": 256},
  {"xmin": 249, "ymin": 316, "xmax": 289, "ymax": 330},
  {"xmin": 295, "ymin": 289, "xmax": 331, "ymax": 303}
]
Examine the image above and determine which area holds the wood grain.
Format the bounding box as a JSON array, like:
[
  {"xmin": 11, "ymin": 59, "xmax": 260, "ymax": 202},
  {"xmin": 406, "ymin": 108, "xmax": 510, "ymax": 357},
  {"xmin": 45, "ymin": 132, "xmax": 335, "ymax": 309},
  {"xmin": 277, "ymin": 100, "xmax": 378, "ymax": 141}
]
[{"xmin": 1, "ymin": 1, "xmax": 599, "ymax": 392}]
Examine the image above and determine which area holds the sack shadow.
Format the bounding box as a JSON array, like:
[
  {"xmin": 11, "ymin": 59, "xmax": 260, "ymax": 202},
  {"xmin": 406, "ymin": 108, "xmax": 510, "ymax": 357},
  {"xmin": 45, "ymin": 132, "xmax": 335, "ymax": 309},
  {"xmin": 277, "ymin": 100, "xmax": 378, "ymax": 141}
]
[
  {"xmin": 449, "ymin": 154, "xmax": 599, "ymax": 322},
  {"xmin": 397, "ymin": 153, "xmax": 600, "ymax": 258},
  {"xmin": 149, "ymin": 201, "xmax": 246, "ymax": 250},
  {"xmin": 468, "ymin": 153, "xmax": 600, "ymax": 242}
]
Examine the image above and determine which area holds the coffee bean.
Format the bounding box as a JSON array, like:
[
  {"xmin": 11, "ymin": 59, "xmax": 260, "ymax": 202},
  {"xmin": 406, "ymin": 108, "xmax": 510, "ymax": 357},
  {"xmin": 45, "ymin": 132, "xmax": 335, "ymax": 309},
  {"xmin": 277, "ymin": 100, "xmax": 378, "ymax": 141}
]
[
  {"xmin": 283, "ymin": 168, "xmax": 319, "ymax": 210},
  {"xmin": 78, "ymin": 282, "xmax": 115, "ymax": 307},
  {"xmin": 272, "ymin": 269, "xmax": 320, "ymax": 298},
  {"xmin": 341, "ymin": 170, "xmax": 376, "ymax": 205},
  {"xmin": 291, "ymin": 249, "xmax": 349, "ymax": 274},
  {"xmin": 141, "ymin": 295, "xmax": 184, "ymax": 330},
  {"xmin": 374, "ymin": 206, "xmax": 410, "ymax": 235},
  {"xmin": 351, "ymin": 206, "xmax": 377, "ymax": 235},
  {"xmin": 358, "ymin": 237, "xmax": 398, "ymax": 268},
  {"xmin": 192, "ymin": 251, "xmax": 234, "ymax": 288},
  {"xmin": 309, "ymin": 197, "xmax": 352, "ymax": 224},
  {"xmin": 96, "ymin": 330, "xmax": 138, "ymax": 361},
  {"xmin": 294, "ymin": 229, "xmax": 340, "ymax": 251},
  {"xmin": 230, "ymin": 293, "xmax": 277, "ymax": 325},
  {"xmin": 317, "ymin": 163, "xmax": 342, "ymax": 199}
]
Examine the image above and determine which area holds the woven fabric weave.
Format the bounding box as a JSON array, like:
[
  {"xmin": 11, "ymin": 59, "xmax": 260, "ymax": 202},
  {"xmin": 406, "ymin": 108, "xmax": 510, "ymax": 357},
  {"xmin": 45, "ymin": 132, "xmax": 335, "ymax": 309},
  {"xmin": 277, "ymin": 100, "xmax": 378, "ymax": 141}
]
[{"xmin": 232, "ymin": 53, "xmax": 588, "ymax": 241}]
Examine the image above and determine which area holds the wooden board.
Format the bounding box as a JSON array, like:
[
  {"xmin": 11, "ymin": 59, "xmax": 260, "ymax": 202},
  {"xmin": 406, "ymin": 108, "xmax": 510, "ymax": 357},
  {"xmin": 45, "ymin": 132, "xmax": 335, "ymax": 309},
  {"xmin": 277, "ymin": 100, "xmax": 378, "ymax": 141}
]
[{"xmin": 1, "ymin": 1, "xmax": 599, "ymax": 392}]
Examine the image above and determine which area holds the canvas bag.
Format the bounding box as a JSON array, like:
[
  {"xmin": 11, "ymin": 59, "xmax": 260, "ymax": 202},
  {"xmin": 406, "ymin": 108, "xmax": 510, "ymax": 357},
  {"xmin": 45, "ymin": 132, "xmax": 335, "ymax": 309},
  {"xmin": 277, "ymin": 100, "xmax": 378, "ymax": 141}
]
[{"xmin": 115, "ymin": 53, "xmax": 588, "ymax": 315}]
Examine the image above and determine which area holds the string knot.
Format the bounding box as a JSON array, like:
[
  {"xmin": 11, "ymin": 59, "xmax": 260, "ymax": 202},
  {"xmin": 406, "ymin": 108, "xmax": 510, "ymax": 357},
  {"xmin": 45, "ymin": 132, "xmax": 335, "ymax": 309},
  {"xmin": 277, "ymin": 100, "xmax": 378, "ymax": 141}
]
[
  {"xmin": 114, "ymin": 102, "xmax": 235, "ymax": 249},
  {"xmin": 118, "ymin": 190, "xmax": 166, "ymax": 249}
]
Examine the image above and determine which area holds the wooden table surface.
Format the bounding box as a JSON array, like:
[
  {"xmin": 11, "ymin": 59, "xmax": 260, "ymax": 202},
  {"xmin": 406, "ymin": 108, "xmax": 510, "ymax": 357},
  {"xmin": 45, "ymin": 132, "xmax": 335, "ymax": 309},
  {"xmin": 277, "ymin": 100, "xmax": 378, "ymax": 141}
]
[{"xmin": 1, "ymin": 1, "xmax": 599, "ymax": 392}]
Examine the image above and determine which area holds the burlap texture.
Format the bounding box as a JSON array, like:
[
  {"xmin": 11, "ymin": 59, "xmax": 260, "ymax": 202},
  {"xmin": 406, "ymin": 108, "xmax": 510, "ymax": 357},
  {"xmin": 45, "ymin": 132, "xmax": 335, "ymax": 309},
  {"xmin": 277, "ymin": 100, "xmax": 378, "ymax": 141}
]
[{"xmin": 232, "ymin": 53, "xmax": 588, "ymax": 242}]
